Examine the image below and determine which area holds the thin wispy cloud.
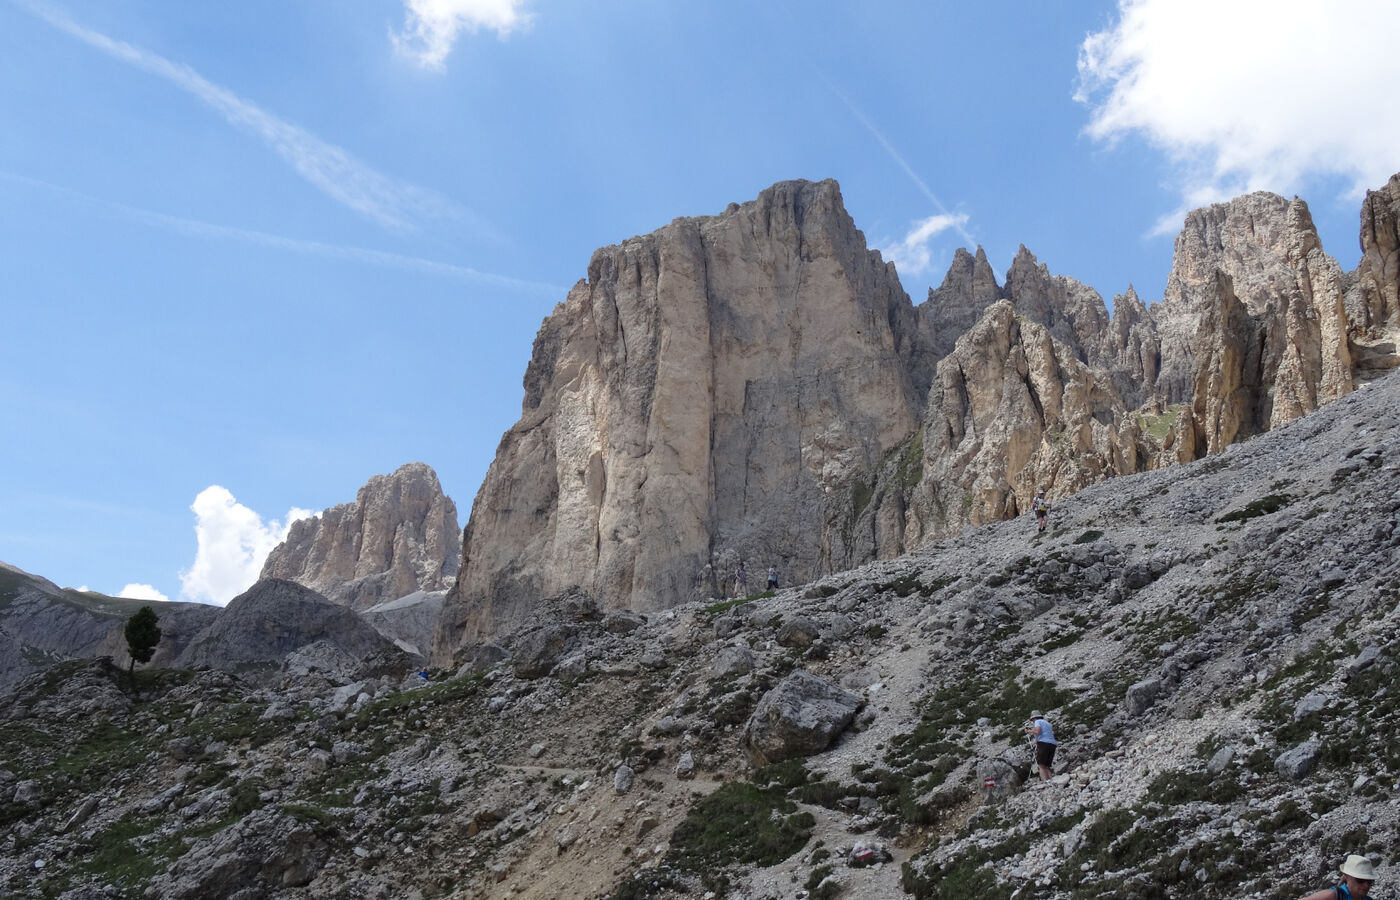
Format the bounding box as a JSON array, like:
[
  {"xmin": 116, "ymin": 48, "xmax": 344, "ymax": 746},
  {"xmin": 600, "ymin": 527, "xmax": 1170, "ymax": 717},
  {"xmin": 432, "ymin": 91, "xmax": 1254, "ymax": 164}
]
[
  {"xmin": 394, "ymin": 0, "xmax": 532, "ymax": 70},
  {"xmin": 1077, "ymin": 0, "xmax": 1400, "ymax": 234},
  {"xmin": 823, "ymin": 78, "xmax": 976, "ymax": 248},
  {"xmin": 0, "ymin": 171, "xmax": 564, "ymax": 295},
  {"xmin": 883, "ymin": 213, "xmax": 972, "ymax": 278},
  {"xmin": 16, "ymin": 0, "xmax": 471, "ymax": 231}
]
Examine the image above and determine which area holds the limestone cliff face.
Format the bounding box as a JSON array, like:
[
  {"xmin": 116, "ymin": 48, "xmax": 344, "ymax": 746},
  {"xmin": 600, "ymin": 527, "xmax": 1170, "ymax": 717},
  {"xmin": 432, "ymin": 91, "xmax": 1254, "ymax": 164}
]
[
  {"xmin": 1348, "ymin": 173, "xmax": 1400, "ymax": 379},
  {"xmin": 1151, "ymin": 192, "xmax": 1353, "ymax": 456},
  {"xmin": 907, "ymin": 301, "xmax": 1133, "ymax": 536},
  {"xmin": 436, "ymin": 180, "xmax": 928, "ymax": 655},
  {"xmin": 431, "ymin": 172, "xmax": 1400, "ymax": 655},
  {"xmin": 1002, "ymin": 246, "xmax": 1114, "ymax": 369},
  {"xmin": 260, "ymin": 463, "xmax": 459, "ymax": 612},
  {"xmin": 1102, "ymin": 286, "xmax": 1159, "ymax": 409},
  {"xmin": 921, "ymin": 246, "xmax": 1002, "ymax": 360}
]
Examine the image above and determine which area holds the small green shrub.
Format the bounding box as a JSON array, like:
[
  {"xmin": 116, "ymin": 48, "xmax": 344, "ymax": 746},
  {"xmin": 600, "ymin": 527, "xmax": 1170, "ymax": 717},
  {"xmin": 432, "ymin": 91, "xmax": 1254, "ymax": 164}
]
[
  {"xmin": 668, "ymin": 781, "xmax": 815, "ymax": 874},
  {"xmin": 1216, "ymin": 493, "xmax": 1292, "ymax": 523}
]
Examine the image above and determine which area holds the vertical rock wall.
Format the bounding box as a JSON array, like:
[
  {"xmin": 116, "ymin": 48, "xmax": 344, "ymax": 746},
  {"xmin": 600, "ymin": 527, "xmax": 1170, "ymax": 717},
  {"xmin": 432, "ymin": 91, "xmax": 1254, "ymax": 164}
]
[
  {"xmin": 430, "ymin": 170, "xmax": 1400, "ymax": 656},
  {"xmin": 260, "ymin": 463, "xmax": 460, "ymax": 612},
  {"xmin": 436, "ymin": 180, "xmax": 929, "ymax": 655}
]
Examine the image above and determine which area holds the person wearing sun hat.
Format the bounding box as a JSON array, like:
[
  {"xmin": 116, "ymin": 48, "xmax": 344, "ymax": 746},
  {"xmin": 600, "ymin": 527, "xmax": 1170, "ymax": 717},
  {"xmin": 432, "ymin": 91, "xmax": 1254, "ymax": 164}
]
[
  {"xmin": 1023, "ymin": 710, "xmax": 1057, "ymax": 781},
  {"xmin": 1299, "ymin": 854, "xmax": 1378, "ymax": 899}
]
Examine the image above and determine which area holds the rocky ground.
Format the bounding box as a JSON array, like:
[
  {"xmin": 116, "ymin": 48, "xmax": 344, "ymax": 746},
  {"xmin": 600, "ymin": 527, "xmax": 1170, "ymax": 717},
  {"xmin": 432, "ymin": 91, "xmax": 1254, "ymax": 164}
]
[{"xmin": 2, "ymin": 371, "xmax": 1398, "ymax": 899}]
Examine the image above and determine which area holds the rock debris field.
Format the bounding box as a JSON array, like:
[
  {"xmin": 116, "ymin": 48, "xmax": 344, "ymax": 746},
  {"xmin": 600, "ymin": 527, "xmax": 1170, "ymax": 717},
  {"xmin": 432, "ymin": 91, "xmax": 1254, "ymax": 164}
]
[{"xmin": 3, "ymin": 370, "xmax": 1400, "ymax": 899}]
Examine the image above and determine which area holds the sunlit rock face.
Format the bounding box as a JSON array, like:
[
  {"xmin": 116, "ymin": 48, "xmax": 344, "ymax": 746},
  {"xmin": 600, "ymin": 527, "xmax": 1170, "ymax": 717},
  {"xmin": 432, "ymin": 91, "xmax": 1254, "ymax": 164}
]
[
  {"xmin": 1348, "ymin": 173, "xmax": 1400, "ymax": 380},
  {"xmin": 433, "ymin": 171, "xmax": 1400, "ymax": 658},
  {"xmin": 1151, "ymin": 191, "xmax": 1353, "ymax": 455},
  {"xmin": 260, "ymin": 462, "xmax": 460, "ymax": 612},
  {"xmin": 435, "ymin": 179, "xmax": 931, "ymax": 657}
]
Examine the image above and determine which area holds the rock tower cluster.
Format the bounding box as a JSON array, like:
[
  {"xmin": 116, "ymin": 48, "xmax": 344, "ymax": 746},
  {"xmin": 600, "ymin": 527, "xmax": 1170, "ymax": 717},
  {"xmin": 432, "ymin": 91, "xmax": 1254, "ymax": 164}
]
[{"xmin": 434, "ymin": 174, "xmax": 1400, "ymax": 660}]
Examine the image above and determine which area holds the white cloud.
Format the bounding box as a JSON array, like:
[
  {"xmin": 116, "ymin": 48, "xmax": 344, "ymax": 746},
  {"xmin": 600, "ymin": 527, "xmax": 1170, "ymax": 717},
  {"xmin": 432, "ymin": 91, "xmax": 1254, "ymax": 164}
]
[
  {"xmin": 178, "ymin": 486, "xmax": 313, "ymax": 606},
  {"xmin": 394, "ymin": 0, "xmax": 531, "ymax": 70},
  {"xmin": 119, "ymin": 583, "xmax": 171, "ymax": 603},
  {"xmin": 1076, "ymin": 0, "xmax": 1400, "ymax": 226},
  {"xmin": 882, "ymin": 213, "xmax": 971, "ymax": 277},
  {"xmin": 19, "ymin": 0, "xmax": 464, "ymax": 230}
]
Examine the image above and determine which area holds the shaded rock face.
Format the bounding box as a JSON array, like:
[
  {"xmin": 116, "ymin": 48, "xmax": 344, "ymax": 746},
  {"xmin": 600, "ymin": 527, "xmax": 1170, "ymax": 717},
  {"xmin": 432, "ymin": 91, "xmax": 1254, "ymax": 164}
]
[
  {"xmin": 358, "ymin": 590, "xmax": 445, "ymax": 658},
  {"xmin": 922, "ymin": 246, "xmax": 1002, "ymax": 360},
  {"xmin": 175, "ymin": 579, "xmax": 411, "ymax": 679},
  {"xmin": 437, "ymin": 179, "xmax": 929, "ymax": 653},
  {"xmin": 0, "ymin": 563, "xmax": 219, "ymax": 690},
  {"xmin": 1348, "ymin": 172, "xmax": 1400, "ymax": 378},
  {"xmin": 260, "ymin": 463, "xmax": 460, "ymax": 612}
]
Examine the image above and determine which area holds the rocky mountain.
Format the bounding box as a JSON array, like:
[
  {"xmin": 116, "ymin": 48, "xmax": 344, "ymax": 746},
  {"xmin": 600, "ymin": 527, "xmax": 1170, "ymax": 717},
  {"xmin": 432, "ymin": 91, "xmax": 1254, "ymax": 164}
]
[
  {"xmin": 0, "ymin": 563, "xmax": 219, "ymax": 690},
  {"xmin": 437, "ymin": 173, "xmax": 1400, "ymax": 660},
  {"xmin": 437, "ymin": 180, "xmax": 931, "ymax": 652},
  {"xmin": 2, "ymin": 366, "xmax": 1396, "ymax": 900},
  {"xmin": 261, "ymin": 462, "xmax": 460, "ymax": 612}
]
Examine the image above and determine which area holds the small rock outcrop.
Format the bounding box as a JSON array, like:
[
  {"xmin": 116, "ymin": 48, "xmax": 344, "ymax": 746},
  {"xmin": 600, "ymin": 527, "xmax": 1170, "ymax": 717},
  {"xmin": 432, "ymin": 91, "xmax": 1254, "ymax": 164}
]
[{"xmin": 260, "ymin": 463, "xmax": 459, "ymax": 612}]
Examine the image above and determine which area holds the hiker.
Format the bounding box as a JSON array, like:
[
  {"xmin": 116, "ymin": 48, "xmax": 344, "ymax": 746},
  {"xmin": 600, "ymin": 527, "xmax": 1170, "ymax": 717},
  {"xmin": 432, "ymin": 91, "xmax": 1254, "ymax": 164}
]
[
  {"xmin": 1299, "ymin": 855, "xmax": 1377, "ymax": 899},
  {"xmin": 734, "ymin": 562, "xmax": 748, "ymax": 597},
  {"xmin": 766, "ymin": 566, "xmax": 779, "ymax": 590},
  {"xmin": 1032, "ymin": 489, "xmax": 1050, "ymax": 533},
  {"xmin": 1024, "ymin": 711, "xmax": 1057, "ymax": 780}
]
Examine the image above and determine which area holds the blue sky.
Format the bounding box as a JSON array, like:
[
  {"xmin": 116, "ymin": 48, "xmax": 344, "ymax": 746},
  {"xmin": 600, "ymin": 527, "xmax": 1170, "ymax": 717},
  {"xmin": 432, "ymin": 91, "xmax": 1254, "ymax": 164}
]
[{"xmin": 3, "ymin": 0, "xmax": 1397, "ymax": 605}]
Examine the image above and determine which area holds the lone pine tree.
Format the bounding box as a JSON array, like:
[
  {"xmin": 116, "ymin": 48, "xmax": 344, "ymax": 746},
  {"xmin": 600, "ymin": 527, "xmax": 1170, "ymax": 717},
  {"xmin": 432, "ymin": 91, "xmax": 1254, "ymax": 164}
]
[{"xmin": 124, "ymin": 605, "xmax": 162, "ymax": 676}]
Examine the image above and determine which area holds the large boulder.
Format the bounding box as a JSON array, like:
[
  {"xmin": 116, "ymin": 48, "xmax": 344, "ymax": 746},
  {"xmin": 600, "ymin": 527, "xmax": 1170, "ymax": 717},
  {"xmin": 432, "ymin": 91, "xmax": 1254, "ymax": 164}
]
[
  {"xmin": 742, "ymin": 670, "xmax": 863, "ymax": 766},
  {"xmin": 143, "ymin": 808, "xmax": 331, "ymax": 899},
  {"xmin": 510, "ymin": 625, "xmax": 577, "ymax": 680}
]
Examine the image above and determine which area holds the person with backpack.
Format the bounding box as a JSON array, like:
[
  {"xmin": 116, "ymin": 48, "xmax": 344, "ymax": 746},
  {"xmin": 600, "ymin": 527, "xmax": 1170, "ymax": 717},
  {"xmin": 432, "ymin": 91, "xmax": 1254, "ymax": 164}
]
[
  {"xmin": 1024, "ymin": 711, "xmax": 1057, "ymax": 781},
  {"xmin": 766, "ymin": 565, "xmax": 779, "ymax": 590},
  {"xmin": 733, "ymin": 562, "xmax": 748, "ymax": 598},
  {"xmin": 1299, "ymin": 855, "xmax": 1377, "ymax": 899},
  {"xmin": 1032, "ymin": 489, "xmax": 1050, "ymax": 533}
]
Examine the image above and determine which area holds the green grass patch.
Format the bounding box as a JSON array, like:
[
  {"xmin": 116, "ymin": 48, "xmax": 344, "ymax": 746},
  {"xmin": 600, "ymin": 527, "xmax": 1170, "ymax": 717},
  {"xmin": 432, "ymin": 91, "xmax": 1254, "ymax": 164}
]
[
  {"xmin": 667, "ymin": 781, "xmax": 816, "ymax": 877},
  {"xmin": 1216, "ymin": 493, "xmax": 1292, "ymax": 523}
]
